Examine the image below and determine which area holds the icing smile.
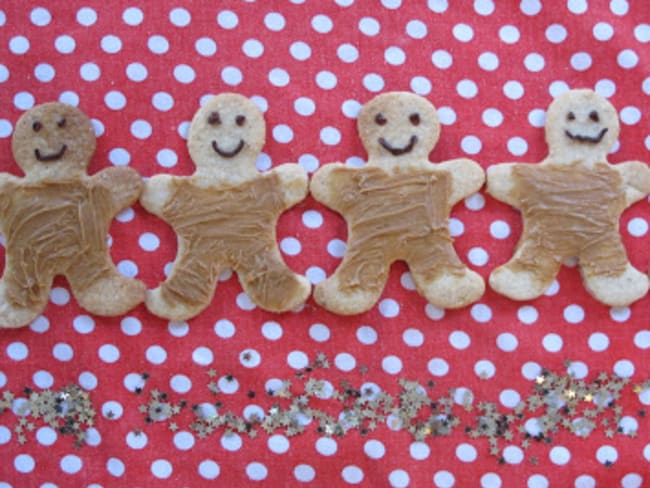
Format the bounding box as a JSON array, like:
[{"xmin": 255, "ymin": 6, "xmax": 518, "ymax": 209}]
[
  {"xmin": 564, "ymin": 128, "xmax": 608, "ymax": 144},
  {"xmin": 34, "ymin": 145, "xmax": 67, "ymax": 162},
  {"xmin": 212, "ymin": 139, "xmax": 244, "ymax": 158},
  {"xmin": 378, "ymin": 135, "xmax": 418, "ymax": 156}
]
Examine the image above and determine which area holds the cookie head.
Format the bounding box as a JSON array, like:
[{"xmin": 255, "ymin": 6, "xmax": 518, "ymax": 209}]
[
  {"xmin": 12, "ymin": 102, "xmax": 96, "ymax": 177},
  {"xmin": 187, "ymin": 94, "xmax": 265, "ymax": 171},
  {"xmin": 358, "ymin": 92, "xmax": 440, "ymax": 162},
  {"xmin": 545, "ymin": 89, "xmax": 619, "ymax": 160}
]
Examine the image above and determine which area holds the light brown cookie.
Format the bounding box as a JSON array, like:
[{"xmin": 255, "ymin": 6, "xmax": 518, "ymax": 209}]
[
  {"xmin": 310, "ymin": 91, "xmax": 485, "ymax": 315},
  {"xmin": 487, "ymin": 89, "xmax": 650, "ymax": 306},
  {"xmin": 0, "ymin": 102, "xmax": 145, "ymax": 328},
  {"xmin": 141, "ymin": 93, "xmax": 311, "ymax": 320}
]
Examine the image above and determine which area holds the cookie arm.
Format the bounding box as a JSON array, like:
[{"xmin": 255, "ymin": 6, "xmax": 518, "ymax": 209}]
[
  {"xmin": 139, "ymin": 174, "xmax": 176, "ymax": 217},
  {"xmin": 614, "ymin": 161, "xmax": 650, "ymax": 208},
  {"xmin": 0, "ymin": 173, "xmax": 19, "ymax": 205},
  {"xmin": 269, "ymin": 163, "xmax": 308, "ymax": 208},
  {"xmin": 309, "ymin": 163, "xmax": 351, "ymax": 212},
  {"xmin": 486, "ymin": 163, "xmax": 521, "ymax": 208},
  {"xmin": 93, "ymin": 167, "xmax": 143, "ymax": 214},
  {"xmin": 436, "ymin": 158, "xmax": 485, "ymax": 206}
]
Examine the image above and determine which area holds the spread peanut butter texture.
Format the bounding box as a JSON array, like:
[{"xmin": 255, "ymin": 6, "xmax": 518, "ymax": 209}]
[
  {"xmin": 160, "ymin": 174, "xmax": 302, "ymax": 308},
  {"xmin": 513, "ymin": 162, "xmax": 628, "ymax": 277},
  {"xmin": 331, "ymin": 166, "xmax": 465, "ymax": 292},
  {"xmin": 1, "ymin": 179, "xmax": 113, "ymax": 307}
]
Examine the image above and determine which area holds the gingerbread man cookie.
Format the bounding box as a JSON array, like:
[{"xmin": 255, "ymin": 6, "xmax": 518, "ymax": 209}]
[
  {"xmin": 141, "ymin": 93, "xmax": 311, "ymax": 320},
  {"xmin": 487, "ymin": 89, "xmax": 650, "ymax": 306},
  {"xmin": 310, "ymin": 92, "xmax": 485, "ymax": 315},
  {"xmin": 0, "ymin": 102, "xmax": 145, "ymax": 328}
]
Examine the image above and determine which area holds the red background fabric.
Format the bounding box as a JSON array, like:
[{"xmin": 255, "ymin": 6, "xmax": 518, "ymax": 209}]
[{"xmin": 0, "ymin": 1, "xmax": 648, "ymax": 486}]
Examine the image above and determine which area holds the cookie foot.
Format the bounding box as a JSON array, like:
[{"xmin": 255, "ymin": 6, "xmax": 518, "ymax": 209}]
[
  {"xmin": 0, "ymin": 283, "xmax": 41, "ymax": 328},
  {"xmin": 314, "ymin": 275, "xmax": 380, "ymax": 315},
  {"xmin": 583, "ymin": 264, "xmax": 649, "ymax": 307},
  {"xmin": 265, "ymin": 274, "xmax": 311, "ymax": 312},
  {"xmin": 416, "ymin": 268, "xmax": 485, "ymax": 309},
  {"xmin": 75, "ymin": 275, "xmax": 146, "ymax": 316},
  {"xmin": 145, "ymin": 286, "xmax": 206, "ymax": 321},
  {"xmin": 489, "ymin": 264, "xmax": 551, "ymax": 301}
]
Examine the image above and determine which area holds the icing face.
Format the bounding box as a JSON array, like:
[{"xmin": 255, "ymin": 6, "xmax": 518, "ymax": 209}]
[
  {"xmin": 12, "ymin": 102, "xmax": 96, "ymax": 177},
  {"xmin": 545, "ymin": 89, "xmax": 619, "ymax": 161},
  {"xmin": 187, "ymin": 94, "xmax": 265, "ymax": 172},
  {"xmin": 358, "ymin": 92, "xmax": 440, "ymax": 162}
]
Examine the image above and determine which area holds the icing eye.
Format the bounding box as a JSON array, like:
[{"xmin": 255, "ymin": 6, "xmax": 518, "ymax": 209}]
[
  {"xmin": 208, "ymin": 111, "xmax": 221, "ymax": 125},
  {"xmin": 409, "ymin": 113, "xmax": 421, "ymax": 126},
  {"xmin": 32, "ymin": 121, "xmax": 42, "ymax": 132},
  {"xmin": 236, "ymin": 115, "xmax": 246, "ymax": 126},
  {"xmin": 57, "ymin": 118, "xmax": 66, "ymax": 128},
  {"xmin": 589, "ymin": 110, "xmax": 599, "ymax": 122},
  {"xmin": 375, "ymin": 113, "xmax": 387, "ymax": 126},
  {"xmin": 567, "ymin": 112, "xmax": 576, "ymax": 121}
]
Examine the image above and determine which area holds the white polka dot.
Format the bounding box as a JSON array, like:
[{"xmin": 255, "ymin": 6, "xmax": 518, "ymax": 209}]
[
  {"xmin": 614, "ymin": 359, "xmax": 634, "ymax": 377},
  {"xmin": 363, "ymin": 73, "xmax": 384, "ymax": 92},
  {"xmin": 567, "ymin": 361, "xmax": 589, "ymax": 379},
  {"xmin": 320, "ymin": 126, "xmax": 341, "ymax": 146},
  {"xmin": 362, "ymin": 440, "xmax": 386, "ymax": 460},
  {"xmin": 563, "ymin": 304, "xmax": 584, "ymax": 323},
  {"xmin": 151, "ymin": 459, "xmax": 173, "ymax": 479},
  {"xmin": 381, "ymin": 0, "xmax": 402, "ymax": 8},
  {"xmin": 76, "ymin": 6, "xmax": 97, "ymax": 26},
  {"xmin": 382, "ymin": 355, "xmax": 402, "ymax": 375},
  {"xmin": 425, "ymin": 303, "xmax": 445, "ymax": 320},
  {"xmin": 468, "ymin": 247, "xmax": 489, "ymax": 266},
  {"xmin": 309, "ymin": 323, "xmax": 330, "ymax": 342},
  {"xmin": 456, "ymin": 443, "xmax": 477, "ymax": 462},
  {"xmin": 549, "ymin": 446, "xmax": 571, "ymax": 465},
  {"xmin": 123, "ymin": 62, "xmax": 147, "ymax": 82},
  {"xmin": 482, "ymin": 108, "xmax": 503, "ymax": 128},
  {"xmin": 192, "ymin": 347, "xmax": 214, "ymax": 366},
  {"xmin": 457, "ymin": 79, "xmax": 478, "ymax": 98},
  {"xmin": 60, "ymin": 454, "xmax": 82, "ymax": 474},
  {"xmin": 334, "ymin": 352, "xmax": 356, "ymax": 372},
  {"xmin": 610, "ymin": 306, "xmax": 631, "ymax": 323},
  {"xmin": 266, "ymin": 434, "xmax": 290, "ymax": 455},
  {"xmin": 378, "ymin": 298, "xmax": 400, "ymax": 318},
  {"xmin": 571, "ymin": 51, "xmax": 592, "ymax": 71},
  {"xmin": 406, "ymin": 20, "xmax": 427, "ymax": 39},
  {"xmin": 428, "ymin": 358, "xmax": 449, "ymax": 376},
  {"xmin": 327, "ymin": 238, "xmax": 347, "ymax": 258},
  {"xmin": 542, "ymin": 333, "xmax": 563, "ymax": 353},
  {"xmin": 595, "ymin": 445, "xmax": 618, "ymax": 465},
  {"xmin": 587, "ymin": 332, "xmax": 610, "ymax": 352},
  {"xmin": 293, "ymin": 97, "xmax": 316, "ymax": 117},
  {"xmin": 0, "ymin": 119, "xmax": 12, "ymax": 138},
  {"xmin": 610, "ymin": 0, "xmax": 629, "ymax": 15},
  {"xmin": 156, "ymin": 148, "xmax": 178, "ymax": 168},
  {"xmin": 14, "ymin": 454, "xmax": 35, "ymax": 473},
  {"xmin": 273, "ymin": 124, "xmax": 294, "ymax": 143},
  {"xmin": 474, "ymin": 0, "xmax": 495, "ymax": 14},
  {"xmin": 500, "ymin": 389, "xmax": 521, "ymax": 409},
  {"xmin": 389, "ymin": 470, "xmax": 410, "ymax": 488},
  {"xmin": 279, "ymin": 236, "xmax": 301, "ymax": 256},
  {"xmin": 499, "ymin": 25, "xmax": 520, "ymax": 44},
  {"xmin": 357, "ymin": 325, "xmax": 378, "ymax": 345},
  {"xmin": 358, "ymin": 17, "xmax": 380, "ymax": 36},
  {"xmin": 520, "ymin": 0, "xmax": 542, "ymax": 15},
  {"xmin": 503, "ymin": 80, "xmax": 524, "ymax": 99},
  {"xmin": 170, "ymin": 374, "xmax": 192, "ymax": 393},
  {"xmin": 53, "ymin": 343, "xmax": 74, "ymax": 361},
  {"xmin": 102, "ymin": 400, "xmax": 123, "ymax": 420},
  {"xmin": 119, "ymin": 316, "xmax": 141, "ymax": 336},
  {"xmin": 474, "ymin": 359, "xmax": 495, "ymax": 378},
  {"xmin": 621, "ymin": 474, "xmax": 643, "ymax": 488},
  {"xmin": 261, "ymin": 321, "xmax": 282, "ymax": 341},
  {"xmin": 311, "ymin": 14, "xmax": 333, "ymax": 33},
  {"xmin": 30, "ymin": 7, "xmax": 51, "ymax": 26},
  {"xmin": 568, "ymin": 0, "xmax": 588, "ymax": 14},
  {"xmin": 287, "ymin": 351, "xmax": 309, "ymax": 369},
  {"xmin": 98, "ymin": 344, "xmax": 120, "ymax": 363},
  {"xmin": 437, "ymin": 106, "xmax": 456, "ymax": 125},
  {"xmin": 453, "ymin": 23, "xmax": 474, "ymax": 42},
  {"xmin": 635, "ymin": 24, "xmax": 650, "ymax": 42},
  {"xmin": 199, "ymin": 460, "xmax": 220, "ymax": 480},
  {"xmin": 497, "ymin": 332, "xmax": 519, "ymax": 352},
  {"xmin": 508, "ymin": 137, "xmax": 528, "ymax": 156},
  {"xmin": 316, "ymin": 437, "xmax": 338, "ymax": 456},
  {"xmin": 403, "ymin": 328, "xmax": 424, "ymax": 347},
  {"xmin": 9, "ymin": 36, "xmax": 30, "ymax": 55},
  {"xmin": 478, "ymin": 51, "xmax": 499, "ymax": 71},
  {"xmin": 294, "ymin": 464, "xmax": 315, "ymax": 483},
  {"xmin": 122, "ymin": 6, "xmax": 143, "ymax": 25},
  {"xmin": 449, "ymin": 330, "xmax": 470, "ymax": 350},
  {"xmin": 634, "ymin": 330, "xmax": 650, "ymax": 349},
  {"xmin": 410, "ymin": 76, "xmax": 432, "ymax": 95},
  {"xmin": 13, "ymin": 92, "xmax": 34, "ymax": 111},
  {"xmin": 33, "ymin": 370, "xmax": 53, "ymax": 389},
  {"xmin": 620, "ymin": 106, "xmax": 641, "ymax": 125},
  {"xmin": 524, "ymin": 53, "xmax": 545, "ymax": 72},
  {"xmin": 130, "ymin": 120, "xmax": 152, "ymax": 140},
  {"xmin": 471, "ymin": 303, "xmax": 492, "ymax": 322},
  {"xmin": 385, "ymin": 46, "xmax": 406, "ymax": 65},
  {"xmin": 461, "ymin": 136, "xmax": 482, "ymax": 155},
  {"xmin": 434, "ymin": 471, "xmax": 455, "ymax": 488},
  {"xmin": 172, "ymin": 431, "xmax": 195, "ymax": 451},
  {"xmin": 146, "ymin": 345, "xmax": 168, "ymax": 364},
  {"xmin": 593, "ymin": 22, "xmax": 614, "ymax": 41},
  {"xmin": 104, "ymin": 90, "xmax": 126, "ymax": 110},
  {"xmin": 489, "ymin": 220, "xmax": 510, "ymax": 239},
  {"xmin": 214, "ymin": 319, "xmax": 235, "ymax": 338},
  {"xmin": 528, "ymin": 108, "xmax": 546, "ymax": 127},
  {"xmin": 194, "ymin": 37, "xmax": 217, "ymax": 57},
  {"xmin": 217, "ymin": 10, "xmax": 238, "ymax": 29},
  {"xmin": 546, "ymin": 24, "xmax": 567, "ymax": 43},
  {"xmin": 221, "ymin": 66, "xmax": 243, "ymax": 86},
  {"xmin": 342, "ymin": 465, "xmax": 364, "ymax": 484},
  {"xmin": 431, "ymin": 50, "xmax": 453, "ymax": 69},
  {"xmin": 173, "ymin": 64, "xmax": 195, "ymax": 84},
  {"xmin": 36, "ymin": 426, "xmax": 57, "ymax": 446},
  {"xmin": 289, "ymin": 41, "xmax": 311, "ymax": 61},
  {"xmin": 264, "ymin": 12, "xmax": 285, "ymax": 31},
  {"xmin": 72, "ymin": 315, "xmax": 95, "ymax": 334},
  {"xmin": 7, "ymin": 342, "xmax": 28, "ymax": 361},
  {"xmin": 78, "ymin": 371, "xmax": 97, "ymax": 390},
  {"xmin": 516, "ymin": 305, "xmax": 538, "ymax": 324}
]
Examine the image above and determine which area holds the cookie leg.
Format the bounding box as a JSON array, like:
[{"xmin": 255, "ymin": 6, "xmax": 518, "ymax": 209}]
[
  {"xmin": 236, "ymin": 245, "xmax": 310, "ymax": 312},
  {"xmin": 580, "ymin": 239, "xmax": 648, "ymax": 306},
  {"xmin": 0, "ymin": 258, "xmax": 51, "ymax": 328},
  {"xmin": 489, "ymin": 241, "xmax": 561, "ymax": 301},
  {"xmin": 147, "ymin": 253, "xmax": 220, "ymax": 321},
  {"xmin": 314, "ymin": 246, "xmax": 389, "ymax": 315},
  {"xmin": 67, "ymin": 252, "xmax": 145, "ymax": 316},
  {"xmin": 407, "ymin": 242, "xmax": 484, "ymax": 309}
]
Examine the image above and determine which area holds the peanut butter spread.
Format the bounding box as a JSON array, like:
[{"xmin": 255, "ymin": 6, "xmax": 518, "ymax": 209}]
[
  {"xmin": 330, "ymin": 166, "xmax": 465, "ymax": 291},
  {"xmin": 513, "ymin": 161, "xmax": 628, "ymax": 277},
  {"xmin": 160, "ymin": 174, "xmax": 299, "ymax": 307},
  {"xmin": 1, "ymin": 179, "xmax": 113, "ymax": 307}
]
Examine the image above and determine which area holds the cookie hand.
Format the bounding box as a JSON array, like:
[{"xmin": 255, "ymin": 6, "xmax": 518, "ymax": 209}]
[
  {"xmin": 140, "ymin": 174, "xmax": 176, "ymax": 216},
  {"xmin": 310, "ymin": 163, "xmax": 351, "ymax": 211},
  {"xmin": 486, "ymin": 163, "xmax": 521, "ymax": 208},
  {"xmin": 94, "ymin": 166, "xmax": 143, "ymax": 214},
  {"xmin": 437, "ymin": 158, "xmax": 484, "ymax": 206},
  {"xmin": 272, "ymin": 163, "xmax": 308, "ymax": 208},
  {"xmin": 615, "ymin": 161, "xmax": 650, "ymax": 207}
]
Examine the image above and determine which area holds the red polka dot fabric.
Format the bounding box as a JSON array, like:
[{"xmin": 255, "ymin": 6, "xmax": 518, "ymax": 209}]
[{"xmin": 0, "ymin": 1, "xmax": 649, "ymax": 486}]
